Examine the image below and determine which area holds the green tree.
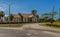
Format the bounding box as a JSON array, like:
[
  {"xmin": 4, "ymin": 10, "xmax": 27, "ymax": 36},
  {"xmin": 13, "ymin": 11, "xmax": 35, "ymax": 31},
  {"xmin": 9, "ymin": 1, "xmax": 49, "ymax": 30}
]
[
  {"xmin": 9, "ymin": 14, "xmax": 14, "ymax": 21},
  {"xmin": 39, "ymin": 18, "xmax": 45, "ymax": 22},
  {"xmin": 0, "ymin": 11, "xmax": 5, "ymax": 19},
  {"xmin": 49, "ymin": 12, "xmax": 57, "ymax": 24},
  {"xmin": 36, "ymin": 15, "xmax": 39, "ymax": 18},
  {"xmin": 41, "ymin": 12, "xmax": 57, "ymax": 23},
  {"xmin": 42, "ymin": 13, "xmax": 49, "ymax": 22},
  {"xmin": 0, "ymin": 11, "xmax": 5, "ymax": 22},
  {"xmin": 5, "ymin": 17, "xmax": 8, "ymax": 21}
]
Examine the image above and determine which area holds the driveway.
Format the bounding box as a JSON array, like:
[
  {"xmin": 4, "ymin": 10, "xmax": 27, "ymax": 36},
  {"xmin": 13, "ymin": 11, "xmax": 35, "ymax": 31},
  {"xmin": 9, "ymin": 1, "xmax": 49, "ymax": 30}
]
[{"xmin": 0, "ymin": 23, "xmax": 60, "ymax": 37}]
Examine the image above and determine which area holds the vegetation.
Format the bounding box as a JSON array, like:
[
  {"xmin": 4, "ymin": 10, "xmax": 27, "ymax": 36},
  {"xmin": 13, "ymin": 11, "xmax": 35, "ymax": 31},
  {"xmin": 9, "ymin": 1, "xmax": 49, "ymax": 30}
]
[
  {"xmin": 39, "ymin": 7, "xmax": 60, "ymax": 29},
  {"xmin": 39, "ymin": 10, "xmax": 60, "ymax": 29},
  {"xmin": 0, "ymin": 9, "xmax": 60, "ymax": 28},
  {"xmin": 9, "ymin": 14, "xmax": 14, "ymax": 21},
  {"xmin": 0, "ymin": 24, "xmax": 23, "ymax": 27},
  {"xmin": 0, "ymin": 11, "xmax": 5, "ymax": 22},
  {"xmin": 41, "ymin": 13, "xmax": 49, "ymax": 22},
  {"xmin": 5, "ymin": 17, "xmax": 8, "ymax": 21},
  {"xmin": 36, "ymin": 14, "xmax": 39, "ymax": 22},
  {"xmin": 49, "ymin": 12, "xmax": 57, "ymax": 24},
  {"xmin": 39, "ymin": 18, "xmax": 45, "ymax": 22},
  {"xmin": 40, "ymin": 11, "xmax": 57, "ymax": 23},
  {"xmin": 39, "ymin": 23, "xmax": 60, "ymax": 29},
  {"xmin": 0, "ymin": 11, "xmax": 5, "ymax": 18}
]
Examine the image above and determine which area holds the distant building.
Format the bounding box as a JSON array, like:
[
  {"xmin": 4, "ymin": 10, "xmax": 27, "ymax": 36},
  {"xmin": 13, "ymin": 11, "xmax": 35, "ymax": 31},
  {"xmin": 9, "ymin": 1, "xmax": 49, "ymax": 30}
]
[{"xmin": 12, "ymin": 10, "xmax": 39, "ymax": 23}]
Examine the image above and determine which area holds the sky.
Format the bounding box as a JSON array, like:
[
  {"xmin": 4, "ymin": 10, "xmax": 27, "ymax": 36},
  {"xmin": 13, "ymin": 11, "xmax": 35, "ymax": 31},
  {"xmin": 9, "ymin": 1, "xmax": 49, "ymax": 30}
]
[{"xmin": 0, "ymin": 0, "xmax": 60, "ymax": 18}]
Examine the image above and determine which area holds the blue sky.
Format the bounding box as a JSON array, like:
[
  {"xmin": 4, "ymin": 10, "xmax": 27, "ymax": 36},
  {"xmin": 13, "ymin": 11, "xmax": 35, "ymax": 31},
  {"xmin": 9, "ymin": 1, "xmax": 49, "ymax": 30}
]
[{"xmin": 0, "ymin": 0, "xmax": 60, "ymax": 18}]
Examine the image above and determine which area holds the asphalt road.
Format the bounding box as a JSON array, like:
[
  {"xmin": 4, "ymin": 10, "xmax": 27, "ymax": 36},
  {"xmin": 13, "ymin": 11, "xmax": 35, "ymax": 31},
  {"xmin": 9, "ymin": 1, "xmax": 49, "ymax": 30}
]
[
  {"xmin": 0, "ymin": 23, "xmax": 60, "ymax": 37},
  {"xmin": 0, "ymin": 29, "xmax": 60, "ymax": 37}
]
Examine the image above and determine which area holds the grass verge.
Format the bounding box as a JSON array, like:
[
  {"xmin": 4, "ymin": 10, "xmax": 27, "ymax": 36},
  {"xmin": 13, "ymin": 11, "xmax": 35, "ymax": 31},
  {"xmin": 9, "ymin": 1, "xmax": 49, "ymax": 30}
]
[
  {"xmin": 39, "ymin": 23, "xmax": 60, "ymax": 29},
  {"xmin": 0, "ymin": 24, "xmax": 23, "ymax": 27}
]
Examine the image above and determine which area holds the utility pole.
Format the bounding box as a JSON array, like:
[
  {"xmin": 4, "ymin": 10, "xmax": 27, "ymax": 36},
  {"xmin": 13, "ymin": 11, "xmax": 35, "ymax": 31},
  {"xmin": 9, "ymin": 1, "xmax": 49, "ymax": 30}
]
[
  {"xmin": 52, "ymin": 6, "xmax": 55, "ymax": 12},
  {"xmin": 8, "ymin": 4, "xmax": 11, "ymax": 22},
  {"xmin": 9, "ymin": 4, "xmax": 11, "ymax": 16},
  {"xmin": 2, "ymin": 2, "xmax": 12, "ymax": 23},
  {"xmin": 2, "ymin": 2, "xmax": 11, "ymax": 15},
  {"xmin": 59, "ymin": 9, "xmax": 60, "ymax": 18},
  {"xmin": 52, "ymin": 6, "xmax": 55, "ymax": 18}
]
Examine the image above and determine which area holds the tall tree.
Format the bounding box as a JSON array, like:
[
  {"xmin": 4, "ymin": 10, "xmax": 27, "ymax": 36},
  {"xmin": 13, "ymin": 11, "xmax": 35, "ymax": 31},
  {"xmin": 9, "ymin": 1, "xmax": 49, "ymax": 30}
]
[
  {"xmin": 0, "ymin": 11, "xmax": 5, "ymax": 19},
  {"xmin": 42, "ymin": 13, "xmax": 49, "ymax": 22},
  {"xmin": 49, "ymin": 6, "xmax": 57, "ymax": 24},
  {"xmin": 49, "ymin": 12, "xmax": 57, "ymax": 24},
  {"xmin": 9, "ymin": 14, "xmax": 14, "ymax": 21},
  {"xmin": 0, "ymin": 11, "xmax": 5, "ymax": 22},
  {"xmin": 42, "ymin": 12, "xmax": 57, "ymax": 23}
]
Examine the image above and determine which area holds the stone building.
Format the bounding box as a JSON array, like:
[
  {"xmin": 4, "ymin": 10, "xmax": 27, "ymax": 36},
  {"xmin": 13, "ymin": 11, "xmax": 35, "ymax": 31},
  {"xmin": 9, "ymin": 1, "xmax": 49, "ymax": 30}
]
[{"xmin": 12, "ymin": 10, "xmax": 39, "ymax": 22}]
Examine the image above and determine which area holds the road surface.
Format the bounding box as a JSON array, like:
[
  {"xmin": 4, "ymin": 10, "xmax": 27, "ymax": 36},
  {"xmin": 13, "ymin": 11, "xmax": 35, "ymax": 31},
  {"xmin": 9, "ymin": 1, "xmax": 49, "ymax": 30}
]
[{"xmin": 0, "ymin": 23, "xmax": 60, "ymax": 37}]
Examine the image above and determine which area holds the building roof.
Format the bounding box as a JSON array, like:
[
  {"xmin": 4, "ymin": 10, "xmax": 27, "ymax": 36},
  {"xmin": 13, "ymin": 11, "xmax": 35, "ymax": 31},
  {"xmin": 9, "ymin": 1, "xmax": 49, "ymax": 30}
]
[
  {"xmin": 12, "ymin": 13, "xmax": 34, "ymax": 18},
  {"xmin": 12, "ymin": 14, "xmax": 21, "ymax": 17},
  {"xmin": 21, "ymin": 14, "xmax": 33, "ymax": 17}
]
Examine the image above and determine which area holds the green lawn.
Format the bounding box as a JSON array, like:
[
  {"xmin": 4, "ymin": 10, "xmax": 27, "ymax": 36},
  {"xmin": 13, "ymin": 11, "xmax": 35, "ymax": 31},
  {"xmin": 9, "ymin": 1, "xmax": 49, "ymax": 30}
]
[
  {"xmin": 39, "ymin": 23, "xmax": 60, "ymax": 29},
  {"xmin": 0, "ymin": 24, "xmax": 23, "ymax": 27}
]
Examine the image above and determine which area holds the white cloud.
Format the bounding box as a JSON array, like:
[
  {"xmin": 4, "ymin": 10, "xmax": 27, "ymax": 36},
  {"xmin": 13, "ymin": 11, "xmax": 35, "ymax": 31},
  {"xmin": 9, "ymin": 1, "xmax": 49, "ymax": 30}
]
[{"xmin": 0, "ymin": 7, "xmax": 5, "ymax": 11}]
